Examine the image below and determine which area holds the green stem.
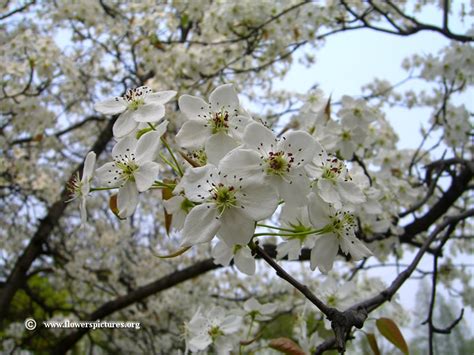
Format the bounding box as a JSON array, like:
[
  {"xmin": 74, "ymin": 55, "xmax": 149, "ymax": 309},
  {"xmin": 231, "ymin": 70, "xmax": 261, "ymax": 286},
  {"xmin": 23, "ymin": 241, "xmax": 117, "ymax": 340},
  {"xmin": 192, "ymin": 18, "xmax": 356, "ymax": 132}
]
[
  {"xmin": 246, "ymin": 318, "xmax": 254, "ymax": 339},
  {"xmin": 256, "ymin": 223, "xmax": 296, "ymax": 233},
  {"xmin": 152, "ymin": 180, "xmax": 176, "ymax": 189},
  {"xmin": 253, "ymin": 227, "xmax": 328, "ymax": 238},
  {"xmin": 159, "ymin": 153, "xmax": 180, "ymax": 176},
  {"xmin": 161, "ymin": 138, "xmax": 184, "ymax": 177}
]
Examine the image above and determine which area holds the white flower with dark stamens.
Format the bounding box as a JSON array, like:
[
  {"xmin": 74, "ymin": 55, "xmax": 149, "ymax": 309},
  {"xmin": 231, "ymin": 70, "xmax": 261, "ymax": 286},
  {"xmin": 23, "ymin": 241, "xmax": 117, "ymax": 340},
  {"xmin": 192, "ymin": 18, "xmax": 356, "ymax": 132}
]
[
  {"xmin": 308, "ymin": 193, "xmax": 372, "ymax": 273},
  {"xmin": 211, "ymin": 239, "xmax": 256, "ymax": 275},
  {"xmin": 179, "ymin": 162, "xmax": 278, "ymax": 248},
  {"xmin": 67, "ymin": 151, "xmax": 96, "ymax": 225},
  {"xmin": 306, "ymin": 151, "xmax": 365, "ymax": 210},
  {"xmin": 338, "ymin": 95, "xmax": 376, "ymax": 128},
  {"xmin": 95, "ymin": 127, "xmax": 166, "ymax": 218},
  {"xmin": 94, "ymin": 86, "xmax": 176, "ymax": 138},
  {"xmin": 243, "ymin": 298, "xmax": 278, "ymax": 321},
  {"xmin": 175, "ymin": 84, "xmax": 252, "ymax": 153},
  {"xmin": 185, "ymin": 306, "xmax": 242, "ymax": 353},
  {"xmin": 220, "ymin": 122, "xmax": 317, "ymax": 206}
]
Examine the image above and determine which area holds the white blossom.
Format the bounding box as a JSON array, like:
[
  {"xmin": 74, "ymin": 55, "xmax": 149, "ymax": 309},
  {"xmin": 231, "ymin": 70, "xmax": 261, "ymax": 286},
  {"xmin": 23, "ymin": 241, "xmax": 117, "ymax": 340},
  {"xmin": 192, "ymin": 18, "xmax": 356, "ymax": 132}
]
[
  {"xmin": 96, "ymin": 126, "xmax": 166, "ymax": 218},
  {"xmin": 221, "ymin": 122, "xmax": 319, "ymax": 206},
  {"xmin": 176, "ymin": 84, "xmax": 252, "ymax": 153},
  {"xmin": 94, "ymin": 86, "xmax": 176, "ymax": 138},
  {"xmin": 67, "ymin": 151, "xmax": 96, "ymax": 224},
  {"xmin": 179, "ymin": 161, "xmax": 278, "ymax": 247},
  {"xmin": 185, "ymin": 306, "xmax": 242, "ymax": 354},
  {"xmin": 308, "ymin": 193, "xmax": 372, "ymax": 273},
  {"xmin": 243, "ymin": 297, "xmax": 278, "ymax": 321},
  {"xmin": 307, "ymin": 153, "xmax": 365, "ymax": 210},
  {"xmin": 211, "ymin": 240, "xmax": 256, "ymax": 275}
]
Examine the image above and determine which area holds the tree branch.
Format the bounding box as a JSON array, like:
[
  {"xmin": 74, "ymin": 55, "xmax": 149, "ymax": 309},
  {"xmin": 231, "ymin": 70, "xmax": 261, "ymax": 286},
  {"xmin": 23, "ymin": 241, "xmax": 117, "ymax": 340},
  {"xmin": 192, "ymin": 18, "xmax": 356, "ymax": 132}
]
[
  {"xmin": 51, "ymin": 258, "xmax": 219, "ymax": 354},
  {"xmin": 0, "ymin": 117, "xmax": 116, "ymax": 322}
]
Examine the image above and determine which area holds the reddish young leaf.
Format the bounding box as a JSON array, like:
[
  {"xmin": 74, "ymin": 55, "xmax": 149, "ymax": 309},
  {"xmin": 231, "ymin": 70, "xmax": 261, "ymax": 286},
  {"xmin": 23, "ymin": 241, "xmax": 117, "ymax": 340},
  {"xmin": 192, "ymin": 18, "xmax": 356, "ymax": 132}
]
[
  {"xmin": 161, "ymin": 181, "xmax": 174, "ymax": 235},
  {"xmin": 366, "ymin": 333, "xmax": 381, "ymax": 355},
  {"xmin": 376, "ymin": 317, "xmax": 409, "ymax": 355},
  {"xmin": 109, "ymin": 194, "xmax": 125, "ymax": 220},
  {"xmin": 269, "ymin": 337, "xmax": 306, "ymax": 355}
]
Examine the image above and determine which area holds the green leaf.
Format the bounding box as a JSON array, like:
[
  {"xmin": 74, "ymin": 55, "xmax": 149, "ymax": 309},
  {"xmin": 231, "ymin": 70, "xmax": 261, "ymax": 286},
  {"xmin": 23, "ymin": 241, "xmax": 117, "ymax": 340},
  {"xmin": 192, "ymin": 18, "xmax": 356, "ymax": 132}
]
[
  {"xmin": 376, "ymin": 317, "xmax": 409, "ymax": 354},
  {"xmin": 181, "ymin": 14, "xmax": 189, "ymax": 28},
  {"xmin": 269, "ymin": 337, "xmax": 305, "ymax": 355},
  {"xmin": 366, "ymin": 333, "xmax": 381, "ymax": 355},
  {"xmin": 261, "ymin": 314, "xmax": 296, "ymax": 340}
]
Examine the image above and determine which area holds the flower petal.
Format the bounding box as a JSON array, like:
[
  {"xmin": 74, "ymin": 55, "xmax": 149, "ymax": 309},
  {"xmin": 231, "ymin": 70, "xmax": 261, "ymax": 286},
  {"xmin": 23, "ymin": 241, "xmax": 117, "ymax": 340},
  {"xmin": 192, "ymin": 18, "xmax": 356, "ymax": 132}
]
[
  {"xmin": 134, "ymin": 162, "xmax": 160, "ymax": 192},
  {"xmin": 113, "ymin": 110, "xmax": 139, "ymax": 138},
  {"xmin": 178, "ymin": 94, "xmax": 210, "ymax": 120},
  {"xmin": 340, "ymin": 235, "xmax": 372, "ymax": 260},
  {"xmin": 134, "ymin": 103, "xmax": 166, "ymax": 123},
  {"xmin": 219, "ymin": 148, "xmax": 264, "ymax": 186},
  {"xmin": 95, "ymin": 162, "xmax": 122, "ymax": 187},
  {"xmin": 144, "ymin": 90, "xmax": 177, "ymax": 105},
  {"xmin": 307, "ymin": 192, "xmax": 332, "ymax": 228},
  {"xmin": 80, "ymin": 198, "xmax": 87, "ymax": 225},
  {"xmin": 181, "ymin": 204, "xmax": 221, "ymax": 247},
  {"xmin": 176, "ymin": 120, "xmax": 211, "ymax": 149},
  {"xmin": 238, "ymin": 183, "xmax": 278, "ymax": 221},
  {"xmin": 338, "ymin": 180, "xmax": 366, "ymax": 205},
  {"xmin": 277, "ymin": 172, "xmax": 311, "ymax": 207},
  {"xmin": 317, "ymin": 179, "xmax": 341, "ymax": 206},
  {"xmin": 163, "ymin": 195, "xmax": 185, "ymax": 214},
  {"xmin": 82, "ymin": 151, "xmax": 96, "ymax": 181},
  {"xmin": 117, "ymin": 181, "xmax": 139, "ymax": 218},
  {"xmin": 209, "ymin": 84, "xmax": 239, "ymax": 112},
  {"xmin": 205, "ymin": 132, "xmax": 239, "ymax": 165},
  {"xmin": 135, "ymin": 129, "xmax": 164, "ymax": 163},
  {"xmin": 112, "ymin": 135, "xmax": 137, "ymax": 158},
  {"xmin": 220, "ymin": 314, "xmax": 243, "ymax": 334},
  {"xmin": 243, "ymin": 122, "xmax": 276, "ymax": 152},
  {"xmin": 234, "ymin": 247, "xmax": 256, "ymax": 275},
  {"xmin": 310, "ymin": 235, "xmax": 339, "ymax": 273},
  {"xmin": 279, "ymin": 130, "xmax": 316, "ymax": 167},
  {"xmin": 180, "ymin": 165, "xmax": 218, "ymax": 202},
  {"xmin": 218, "ymin": 208, "xmax": 255, "ymax": 246},
  {"xmin": 228, "ymin": 114, "xmax": 253, "ymax": 141},
  {"xmin": 94, "ymin": 97, "xmax": 127, "ymax": 115},
  {"xmin": 211, "ymin": 240, "xmax": 234, "ymax": 266}
]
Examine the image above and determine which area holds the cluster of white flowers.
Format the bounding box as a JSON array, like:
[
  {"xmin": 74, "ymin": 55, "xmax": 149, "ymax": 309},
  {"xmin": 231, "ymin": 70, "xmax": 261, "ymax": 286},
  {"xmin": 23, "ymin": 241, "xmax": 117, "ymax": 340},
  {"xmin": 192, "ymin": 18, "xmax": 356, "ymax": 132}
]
[
  {"xmin": 74, "ymin": 84, "xmax": 374, "ymax": 278},
  {"xmin": 184, "ymin": 297, "xmax": 279, "ymax": 354}
]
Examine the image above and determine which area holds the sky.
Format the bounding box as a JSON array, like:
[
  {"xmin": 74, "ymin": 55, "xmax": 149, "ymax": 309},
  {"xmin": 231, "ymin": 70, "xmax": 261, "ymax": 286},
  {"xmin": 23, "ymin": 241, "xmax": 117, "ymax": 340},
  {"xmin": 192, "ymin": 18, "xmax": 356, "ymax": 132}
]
[
  {"xmin": 275, "ymin": 3, "xmax": 473, "ymax": 149},
  {"xmin": 273, "ymin": 3, "xmax": 473, "ymax": 340}
]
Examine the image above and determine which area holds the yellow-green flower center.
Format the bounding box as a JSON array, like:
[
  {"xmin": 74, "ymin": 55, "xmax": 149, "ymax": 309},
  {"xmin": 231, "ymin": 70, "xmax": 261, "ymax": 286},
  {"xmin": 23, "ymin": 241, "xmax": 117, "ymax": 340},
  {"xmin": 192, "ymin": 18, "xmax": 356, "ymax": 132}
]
[
  {"xmin": 213, "ymin": 184, "xmax": 237, "ymax": 213},
  {"xmin": 123, "ymin": 87, "xmax": 151, "ymax": 111},
  {"xmin": 128, "ymin": 98, "xmax": 144, "ymax": 111},
  {"xmin": 115, "ymin": 160, "xmax": 139, "ymax": 182},
  {"xmin": 321, "ymin": 158, "xmax": 343, "ymax": 181},
  {"xmin": 191, "ymin": 149, "xmax": 207, "ymax": 166},
  {"xmin": 209, "ymin": 111, "xmax": 229, "ymax": 134},
  {"xmin": 208, "ymin": 325, "xmax": 224, "ymax": 341},
  {"xmin": 327, "ymin": 212, "xmax": 355, "ymax": 238},
  {"xmin": 266, "ymin": 151, "xmax": 293, "ymax": 176}
]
